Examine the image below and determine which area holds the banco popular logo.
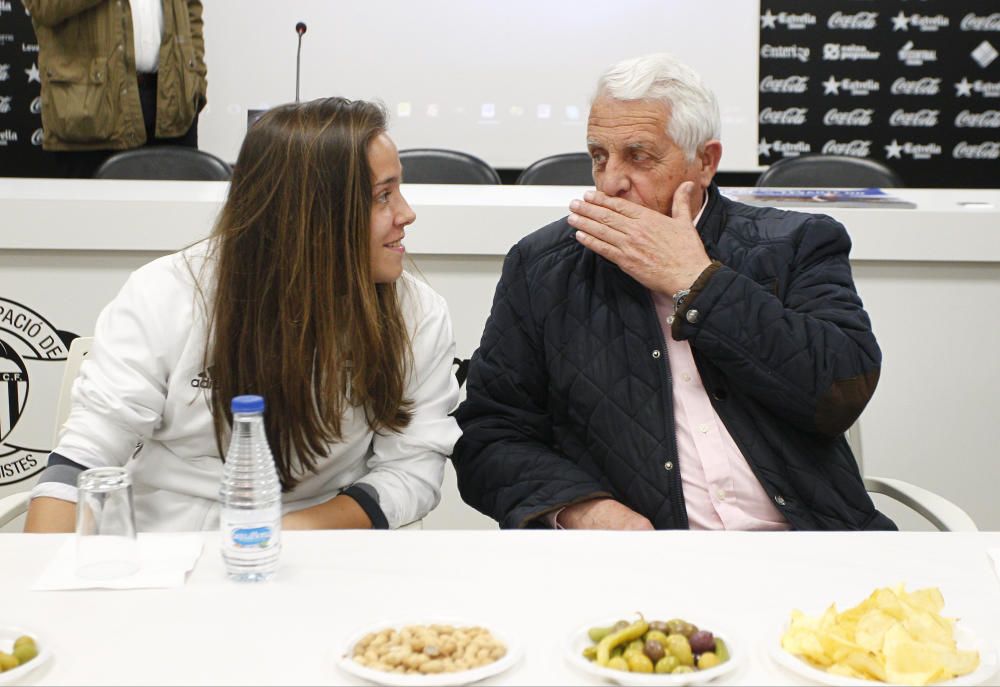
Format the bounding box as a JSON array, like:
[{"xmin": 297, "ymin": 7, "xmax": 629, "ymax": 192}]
[{"xmin": 0, "ymin": 299, "xmax": 77, "ymax": 485}]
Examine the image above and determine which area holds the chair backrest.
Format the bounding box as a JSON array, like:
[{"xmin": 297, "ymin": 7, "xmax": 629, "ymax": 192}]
[
  {"xmin": 755, "ymin": 154, "xmax": 903, "ymax": 188},
  {"xmin": 53, "ymin": 336, "xmax": 92, "ymax": 445},
  {"xmin": 94, "ymin": 146, "xmax": 232, "ymax": 181},
  {"xmin": 516, "ymin": 152, "xmax": 594, "ymax": 186},
  {"xmin": 398, "ymin": 148, "xmax": 501, "ymax": 184}
]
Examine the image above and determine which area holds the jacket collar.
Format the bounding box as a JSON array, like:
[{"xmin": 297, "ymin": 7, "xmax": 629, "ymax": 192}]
[{"xmin": 697, "ymin": 182, "xmax": 726, "ymax": 254}]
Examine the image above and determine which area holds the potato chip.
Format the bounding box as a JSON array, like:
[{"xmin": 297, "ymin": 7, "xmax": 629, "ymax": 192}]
[{"xmin": 781, "ymin": 585, "xmax": 979, "ymax": 686}]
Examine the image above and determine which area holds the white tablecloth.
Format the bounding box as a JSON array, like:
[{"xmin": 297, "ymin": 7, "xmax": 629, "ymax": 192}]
[{"xmin": 2, "ymin": 530, "xmax": 999, "ymax": 685}]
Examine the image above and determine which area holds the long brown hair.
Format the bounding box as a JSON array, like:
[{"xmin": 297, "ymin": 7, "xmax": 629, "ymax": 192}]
[{"xmin": 204, "ymin": 97, "xmax": 412, "ymax": 490}]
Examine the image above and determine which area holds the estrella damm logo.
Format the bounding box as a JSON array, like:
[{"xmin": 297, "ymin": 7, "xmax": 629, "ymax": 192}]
[{"xmin": 0, "ymin": 298, "xmax": 77, "ymax": 485}]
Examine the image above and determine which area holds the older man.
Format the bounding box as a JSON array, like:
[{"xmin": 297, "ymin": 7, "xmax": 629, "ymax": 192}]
[{"xmin": 452, "ymin": 53, "xmax": 892, "ymax": 531}]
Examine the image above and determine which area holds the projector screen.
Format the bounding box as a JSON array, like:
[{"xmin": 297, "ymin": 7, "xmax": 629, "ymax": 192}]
[{"xmin": 200, "ymin": 0, "xmax": 760, "ymax": 171}]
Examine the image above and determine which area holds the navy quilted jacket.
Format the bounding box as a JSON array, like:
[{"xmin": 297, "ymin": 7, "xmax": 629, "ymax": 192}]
[{"xmin": 453, "ymin": 184, "xmax": 894, "ymax": 531}]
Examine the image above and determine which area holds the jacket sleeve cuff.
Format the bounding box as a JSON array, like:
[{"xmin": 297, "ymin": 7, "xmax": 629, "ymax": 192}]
[
  {"xmin": 671, "ymin": 260, "xmax": 724, "ymax": 339},
  {"xmin": 342, "ymin": 484, "xmax": 389, "ymax": 530}
]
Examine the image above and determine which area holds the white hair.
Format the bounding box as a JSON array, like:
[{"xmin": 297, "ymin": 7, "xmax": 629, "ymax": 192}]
[{"xmin": 595, "ymin": 53, "xmax": 721, "ymax": 162}]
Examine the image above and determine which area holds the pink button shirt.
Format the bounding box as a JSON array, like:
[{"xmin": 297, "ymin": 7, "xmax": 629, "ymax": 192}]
[{"xmin": 651, "ymin": 292, "xmax": 789, "ymax": 530}]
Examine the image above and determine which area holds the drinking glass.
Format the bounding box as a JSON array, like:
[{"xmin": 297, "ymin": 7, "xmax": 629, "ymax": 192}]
[{"xmin": 75, "ymin": 467, "xmax": 140, "ymax": 579}]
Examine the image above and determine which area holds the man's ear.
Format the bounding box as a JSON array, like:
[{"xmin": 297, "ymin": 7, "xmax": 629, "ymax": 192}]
[{"xmin": 697, "ymin": 140, "xmax": 723, "ymax": 186}]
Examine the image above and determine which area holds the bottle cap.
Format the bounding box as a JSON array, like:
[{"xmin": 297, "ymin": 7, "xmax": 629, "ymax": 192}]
[{"xmin": 231, "ymin": 395, "xmax": 265, "ymax": 413}]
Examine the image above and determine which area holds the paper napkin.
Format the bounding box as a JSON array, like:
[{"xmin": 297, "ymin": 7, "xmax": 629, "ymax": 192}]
[{"xmin": 32, "ymin": 533, "xmax": 204, "ymax": 591}]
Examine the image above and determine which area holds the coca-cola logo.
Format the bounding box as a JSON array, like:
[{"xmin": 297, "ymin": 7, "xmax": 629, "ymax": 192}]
[
  {"xmin": 823, "ymin": 44, "xmax": 880, "ymax": 61},
  {"xmin": 821, "ymin": 140, "xmax": 872, "ymax": 157},
  {"xmin": 760, "ymin": 75, "xmax": 809, "ymax": 93},
  {"xmin": 955, "ymin": 110, "xmax": 1000, "ymax": 128},
  {"xmin": 760, "ymin": 44, "xmax": 810, "ymax": 62},
  {"xmin": 823, "ymin": 108, "xmax": 874, "ymax": 127},
  {"xmin": 961, "ymin": 14, "xmax": 1000, "ymax": 32},
  {"xmin": 759, "ymin": 107, "xmax": 808, "ymax": 125},
  {"xmin": 828, "ymin": 11, "xmax": 878, "ymax": 30},
  {"xmin": 898, "ymin": 41, "xmax": 938, "ymax": 66},
  {"xmin": 889, "ymin": 109, "xmax": 939, "ymax": 127},
  {"xmin": 953, "ymin": 141, "xmax": 1000, "ymax": 159},
  {"xmin": 891, "ymin": 77, "xmax": 941, "ymax": 96}
]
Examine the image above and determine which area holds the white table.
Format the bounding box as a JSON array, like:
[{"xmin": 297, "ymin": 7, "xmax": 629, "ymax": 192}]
[{"xmin": 3, "ymin": 530, "xmax": 999, "ymax": 685}]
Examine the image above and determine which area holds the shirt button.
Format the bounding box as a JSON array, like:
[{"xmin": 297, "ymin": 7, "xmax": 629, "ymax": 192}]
[
  {"xmin": 774, "ymin": 495, "xmax": 786, "ymax": 507},
  {"xmin": 716, "ymin": 488, "xmax": 726, "ymax": 501},
  {"xmin": 663, "ymin": 461, "xmax": 674, "ymax": 471},
  {"xmin": 685, "ymin": 309, "xmax": 700, "ymax": 324},
  {"xmin": 698, "ymin": 423, "xmax": 710, "ymax": 434},
  {"xmin": 682, "ymin": 373, "xmax": 692, "ymax": 382},
  {"xmin": 651, "ymin": 349, "xmax": 661, "ymax": 359}
]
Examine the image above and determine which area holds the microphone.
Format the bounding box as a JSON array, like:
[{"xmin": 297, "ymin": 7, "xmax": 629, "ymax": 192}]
[{"xmin": 295, "ymin": 22, "xmax": 307, "ymax": 102}]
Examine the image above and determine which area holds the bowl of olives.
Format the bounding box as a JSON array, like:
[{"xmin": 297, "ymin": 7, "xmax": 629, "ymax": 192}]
[
  {"xmin": 0, "ymin": 627, "xmax": 48, "ymax": 684},
  {"xmin": 565, "ymin": 614, "xmax": 739, "ymax": 685}
]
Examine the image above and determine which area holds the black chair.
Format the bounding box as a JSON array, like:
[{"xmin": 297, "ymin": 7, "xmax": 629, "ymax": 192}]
[
  {"xmin": 94, "ymin": 146, "xmax": 232, "ymax": 181},
  {"xmin": 515, "ymin": 152, "xmax": 593, "ymax": 186},
  {"xmin": 755, "ymin": 154, "xmax": 903, "ymax": 188},
  {"xmin": 398, "ymin": 148, "xmax": 501, "ymax": 184}
]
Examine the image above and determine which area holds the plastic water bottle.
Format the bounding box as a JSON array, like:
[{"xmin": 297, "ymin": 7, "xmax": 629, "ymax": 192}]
[{"xmin": 219, "ymin": 394, "xmax": 282, "ymax": 581}]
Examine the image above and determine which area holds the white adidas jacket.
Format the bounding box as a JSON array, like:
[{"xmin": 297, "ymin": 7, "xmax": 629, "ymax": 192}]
[{"xmin": 33, "ymin": 242, "xmax": 461, "ymax": 531}]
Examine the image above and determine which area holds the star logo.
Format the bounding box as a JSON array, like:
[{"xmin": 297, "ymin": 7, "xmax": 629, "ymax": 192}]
[
  {"xmin": 758, "ymin": 137, "xmax": 773, "ymax": 158},
  {"xmin": 24, "ymin": 62, "xmax": 39, "ymax": 83},
  {"xmin": 884, "ymin": 140, "xmax": 903, "ymax": 160},
  {"xmin": 823, "ymin": 76, "xmax": 841, "ymax": 95},
  {"xmin": 892, "ymin": 11, "xmax": 910, "ymax": 32},
  {"xmin": 955, "ymin": 78, "xmax": 973, "ymax": 97},
  {"xmin": 760, "ymin": 9, "xmax": 777, "ymax": 29}
]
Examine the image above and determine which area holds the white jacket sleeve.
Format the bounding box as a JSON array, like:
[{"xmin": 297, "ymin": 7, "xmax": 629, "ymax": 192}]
[
  {"xmin": 355, "ymin": 284, "xmax": 461, "ymax": 529},
  {"xmin": 35, "ymin": 260, "xmax": 184, "ymax": 502}
]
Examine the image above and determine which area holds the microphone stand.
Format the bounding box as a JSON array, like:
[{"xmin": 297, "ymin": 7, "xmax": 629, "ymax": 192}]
[{"xmin": 295, "ymin": 22, "xmax": 307, "ymax": 103}]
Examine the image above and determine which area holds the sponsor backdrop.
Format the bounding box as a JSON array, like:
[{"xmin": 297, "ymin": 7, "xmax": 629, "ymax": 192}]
[
  {"xmin": 759, "ymin": 1, "xmax": 1000, "ymax": 188},
  {"xmin": 0, "ymin": 0, "xmax": 50, "ymax": 175}
]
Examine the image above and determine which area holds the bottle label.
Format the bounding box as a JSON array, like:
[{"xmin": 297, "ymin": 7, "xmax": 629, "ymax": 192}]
[
  {"xmin": 231, "ymin": 525, "xmax": 273, "ymax": 548},
  {"xmin": 221, "ymin": 505, "xmax": 281, "ymax": 552}
]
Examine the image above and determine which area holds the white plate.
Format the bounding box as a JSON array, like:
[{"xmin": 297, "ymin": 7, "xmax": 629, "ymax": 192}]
[
  {"xmin": 770, "ymin": 620, "xmax": 999, "ymax": 686},
  {"xmin": 0, "ymin": 626, "xmax": 50, "ymax": 684},
  {"xmin": 564, "ymin": 616, "xmax": 740, "ymax": 686},
  {"xmin": 337, "ymin": 618, "xmax": 521, "ymax": 687}
]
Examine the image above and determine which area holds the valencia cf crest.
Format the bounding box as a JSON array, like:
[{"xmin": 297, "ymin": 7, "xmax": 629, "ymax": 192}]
[{"xmin": 0, "ymin": 298, "xmax": 77, "ymax": 485}]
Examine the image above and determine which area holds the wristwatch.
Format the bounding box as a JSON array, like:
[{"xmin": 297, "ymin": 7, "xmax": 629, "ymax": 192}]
[{"xmin": 666, "ymin": 288, "xmax": 691, "ymax": 325}]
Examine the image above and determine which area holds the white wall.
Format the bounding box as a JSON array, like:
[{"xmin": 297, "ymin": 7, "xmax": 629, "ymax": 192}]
[{"xmin": 198, "ymin": 0, "xmax": 761, "ymax": 171}]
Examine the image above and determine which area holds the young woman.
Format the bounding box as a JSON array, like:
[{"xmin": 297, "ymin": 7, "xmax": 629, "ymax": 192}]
[{"xmin": 25, "ymin": 97, "xmax": 461, "ymax": 531}]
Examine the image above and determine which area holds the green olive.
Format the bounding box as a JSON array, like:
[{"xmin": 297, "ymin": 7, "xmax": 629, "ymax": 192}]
[
  {"xmin": 12, "ymin": 642, "xmax": 37, "ymax": 665},
  {"xmin": 607, "ymin": 656, "xmax": 629, "ymax": 672},
  {"xmin": 672, "ymin": 665, "xmax": 695, "ymax": 674},
  {"xmin": 648, "ymin": 620, "xmax": 670, "ymax": 634},
  {"xmin": 645, "ymin": 630, "xmax": 670, "ymax": 647},
  {"xmin": 714, "ymin": 637, "xmax": 730, "ymax": 662},
  {"xmin": 626, "ymin": 652, "xmax": 654, "ymax": 673},
  {"xmin": 12, "ymin": 636, "xmax": 34, "ymax": 650},
  {"xmin": 0, "ymin": 652, "xmax": 18, "ymax": 672},
  {"xmin": 654, "ymin": 655, "xmax": 679, "ymax": 674},
  {"xmin": 664, "ymin": 634, "xmax": 694, "ymax": 666},
  {"xmin": 588, "ymin": 625, "xmax": 613, "ymax": 643},
  {"xmin": 582, "ymin": 645, "xmax": 598, "ymax": 661},
  {"xmin": 698, "ymin": 651, "xmax": 721, "ymax": 670}
]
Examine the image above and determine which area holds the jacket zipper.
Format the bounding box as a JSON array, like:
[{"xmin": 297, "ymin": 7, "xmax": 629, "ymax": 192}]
[{"xmin": 645, "ymin": 291, "xmax": 689, "ymax": 529}]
